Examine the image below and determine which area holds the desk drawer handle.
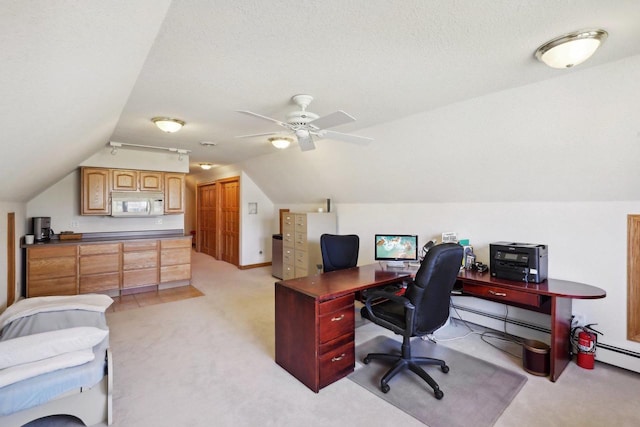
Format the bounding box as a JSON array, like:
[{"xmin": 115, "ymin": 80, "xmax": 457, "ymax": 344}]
[
  {"xmin": 331, "ymin": 314, "xmax": 345, "ymax": 322},
  {"xmin": 489, "ymin": 290, "xmax": 507, "ymax": 297},
  {"xmin": 331, "ymin": 353, "xmax": 346, "ymax": 362}
]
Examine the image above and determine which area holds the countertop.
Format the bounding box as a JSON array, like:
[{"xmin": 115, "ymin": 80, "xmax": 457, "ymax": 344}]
[{"xmin": 21, "ymin": 229, "xmax": 191, "ymax": 248}]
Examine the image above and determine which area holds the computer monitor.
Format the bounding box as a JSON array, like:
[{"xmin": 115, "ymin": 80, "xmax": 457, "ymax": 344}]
[{"xmin": 374, "ymin": 234, "xmax": 419, "ymax": 267}]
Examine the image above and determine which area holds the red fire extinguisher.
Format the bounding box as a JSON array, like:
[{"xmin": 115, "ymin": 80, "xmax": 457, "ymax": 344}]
[{"xmin": 571, "ymin": 324, "xmax": 602, "ymax": 369}]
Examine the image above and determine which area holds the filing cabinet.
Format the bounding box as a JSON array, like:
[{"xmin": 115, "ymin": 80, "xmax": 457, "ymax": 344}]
[{"xmin": 282, "ymin": 212, "xmax": 336, "ymax": 279}]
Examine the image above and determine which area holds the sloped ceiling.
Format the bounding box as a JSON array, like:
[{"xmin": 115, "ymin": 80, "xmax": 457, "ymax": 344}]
[{"xmin": 3, "ymin": 1, "xmax": 640, "ymax": 203}]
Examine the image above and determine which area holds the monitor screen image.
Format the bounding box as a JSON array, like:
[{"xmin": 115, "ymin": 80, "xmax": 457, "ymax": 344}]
[{"xmin": 374, "ymin": 234, "xmax": 419, "ymax": 262}]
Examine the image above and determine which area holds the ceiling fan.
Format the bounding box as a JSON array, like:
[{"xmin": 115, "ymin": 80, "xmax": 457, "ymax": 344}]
[{"xmin": 236, "ymin": 94, "xmax": 373, "ymax": 151}]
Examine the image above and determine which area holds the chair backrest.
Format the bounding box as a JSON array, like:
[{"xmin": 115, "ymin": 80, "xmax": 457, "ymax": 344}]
[
  {"xmin": 404, "ymin": 243, "xmax": 464, "ymax": 335},
  {"xmin": 320, "ymin": 234, "xmax": 360, "ymax": 273}
]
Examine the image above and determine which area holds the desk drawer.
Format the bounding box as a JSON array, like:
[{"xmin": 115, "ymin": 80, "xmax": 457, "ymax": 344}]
[
  {"xmin": 319, "ymin": 341, "xmax": 354, "ymax": 388},
  {"xmin": 319, "ymin": 304, "xmax": 354, "ymax": 344},
  {"xmin": 464, "ymin": 283, "xmax": 541, "ymax": 307}
]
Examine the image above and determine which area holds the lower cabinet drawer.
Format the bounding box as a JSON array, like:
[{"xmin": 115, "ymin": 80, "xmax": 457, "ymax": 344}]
[
  {"xmin": 283, "ymin": 265, "xmax": 295, "ymax": 280},
  {"xmin": 28, "ymin": 277, "xmax": 77, "ymax": 297},
  {"xmin": 160, "ymin": 264, "xmax": 191, "ymax": 282},
  {"xmin": 319, "ymin": 341, "xmax": 355, "ymax": 388},
  {"xmin": 295, "ymin": 250, "xmax": 308, "ymax": 269},
  {"xmin": 123, "ymin": 268, "xmax": 158, "ymax": 288},
  {"xmin": 464, "ymin": 283, "xmax": 541, "ymax": 307},
  {"xmin": 80, "ymin": 273, "xmax": 120, "ymax": 293}
]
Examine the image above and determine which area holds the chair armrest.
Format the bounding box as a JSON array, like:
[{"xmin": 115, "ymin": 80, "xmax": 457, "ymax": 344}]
[{"xmin": 363, "ymin": 291, "xmax": 415, "ymax": 336}]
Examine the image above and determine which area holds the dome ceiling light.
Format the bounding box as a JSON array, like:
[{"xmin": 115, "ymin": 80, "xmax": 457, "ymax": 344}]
[
  {"xmin": 151, "ymin": 117, "xmax": 185, "ymax": 133},
  {"xmin": 535, "ymin": 29, "xmax": 608, "ymax": 69}
]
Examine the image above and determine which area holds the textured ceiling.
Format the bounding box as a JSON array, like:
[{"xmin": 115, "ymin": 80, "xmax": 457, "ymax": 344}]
[{"xmin": 3, "ymin": 1, "xmax": 640, "ymax": 202}]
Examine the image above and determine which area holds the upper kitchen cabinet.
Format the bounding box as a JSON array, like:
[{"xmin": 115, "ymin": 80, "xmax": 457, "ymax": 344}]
[
  {"xmin": 140, "ymin": 171, "xmax": 163, "ymax": 191},
  {"xmin": 112, "ymin": 170, "xmax": 164, "ymax": 192},
  {"xmin": 164, "ymin": 173, "xmax": 185, "ymax": 214},
  {"xmin": 81, "ymin": 167, "xmax": 110, "ymax": 215},
  {"xmin": 112, "ymin": 169, "xmax": 138, "ymax": 191}
]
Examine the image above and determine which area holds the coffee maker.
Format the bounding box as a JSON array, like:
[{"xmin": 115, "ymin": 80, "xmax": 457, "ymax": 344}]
[{"xmin": 33, "ymin": 217, "xmax": 52, "ymax": 242}]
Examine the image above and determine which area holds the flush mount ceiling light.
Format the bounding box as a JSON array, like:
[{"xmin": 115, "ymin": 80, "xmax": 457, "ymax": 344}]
[
  {"xmin": 535, "ymin": 29, "xmax": 608, "ymax": 69},
  {"xmin": 269, "ymin": 136, "xmax": 293, "ymax": 149},
  {"xmin": 151, "ymin": 117, "xmax": 185, "ymax": 133},
  {"xmin": 199, "ymin": 163, "xmax": 213, "ymax": 170}
]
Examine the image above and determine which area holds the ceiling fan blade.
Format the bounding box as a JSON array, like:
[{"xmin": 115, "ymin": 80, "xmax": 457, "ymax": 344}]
[
  {"xmin": 297, "ymin": 134, "xmax": 316, "ymax": 151},
  {"xmin": 236, "ymin": 110, "xmax": 288, "ymax": 127},
  {"xmin": 308, "ymin": 110, "xmax": 355, "ymax": 129},
  {"xmin": 235, "ymin": 131, "xmax": 280, "ymax": 138},
  {"xmin": 318, "ymin": 130, "xmax": 373, "ymax": 145}
]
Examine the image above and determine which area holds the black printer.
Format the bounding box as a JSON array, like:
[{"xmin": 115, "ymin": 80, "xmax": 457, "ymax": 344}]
[{"xmin": 489, "ymin": 242, "xmax": 548, "ymax": 283}]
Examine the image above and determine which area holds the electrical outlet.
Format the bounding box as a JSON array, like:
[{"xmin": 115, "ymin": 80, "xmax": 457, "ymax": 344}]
[
  {"xmin": 155, "ymin": 218, "xmax": 163, "ymax": 225},
  {"xmin": 572, "ymin": 313, "xmax": 586, "ymax": 327},
  {"xmin": 70, "ymin": 221, "xmax": 79, "ymax": 228}
]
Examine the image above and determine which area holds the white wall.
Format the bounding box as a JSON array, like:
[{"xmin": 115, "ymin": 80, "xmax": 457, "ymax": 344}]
[
  {"xmin": 0, "ymin": 202, "xmax": 26, "ymax": 309},
  {"xmin": 27, "ymin": 147, "xmax": 189, "ymax": 234},
  {"xmin": 333, "ymin": 201, "xmax": 640, "ymax": 372}
]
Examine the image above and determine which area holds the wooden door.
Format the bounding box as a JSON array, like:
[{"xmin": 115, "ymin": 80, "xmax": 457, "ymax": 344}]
[
  {"xmin": 198, "ymin": 183, "xmax": 217, "ymax": 258},
  {"xmin": 219, "ymin": 178, "xmax": 239, "ymax": 266}
]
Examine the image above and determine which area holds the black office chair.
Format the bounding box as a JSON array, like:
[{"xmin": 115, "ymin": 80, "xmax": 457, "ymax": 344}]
[
  {"xmin": 360, "ymin": 242, "xmax": 463, "ymax": 399},
  {"xmin": 320, "ymin": 234, "xmax": 359, "ymax": 273}
]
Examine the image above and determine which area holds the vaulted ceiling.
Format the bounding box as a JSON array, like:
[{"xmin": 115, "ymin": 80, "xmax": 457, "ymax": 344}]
[{"xmin": 3, "ymin": 1, "xmax": 640, "ymax": 203}]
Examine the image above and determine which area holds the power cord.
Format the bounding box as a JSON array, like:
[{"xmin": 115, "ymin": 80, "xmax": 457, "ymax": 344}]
[{"xmin": 424, "ymin": 299, "xmax": 524, "ymax": 359}]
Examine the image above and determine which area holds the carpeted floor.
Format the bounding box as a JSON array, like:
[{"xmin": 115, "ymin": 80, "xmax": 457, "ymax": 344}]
[{"xmin": 349, "ymin": 336, "xmax": 526, "ymax": 427}]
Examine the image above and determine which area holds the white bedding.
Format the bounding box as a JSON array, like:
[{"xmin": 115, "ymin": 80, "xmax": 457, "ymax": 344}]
[
  {"xmin": 0, "ymin": 294, "xmax": 113, "ymax": 330},
  {"xmin": 0, "ymin": 349, "xmax": 95, "ymax": 388},
  {"xmin": 0, "ymin": 327, "xmax": 108, "ymax": 369}
]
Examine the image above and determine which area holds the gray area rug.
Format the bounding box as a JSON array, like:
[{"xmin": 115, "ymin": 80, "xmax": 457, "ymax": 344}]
[{"xmin": 349, "ymin": 336, "xmax": 527, "ymax": 427}]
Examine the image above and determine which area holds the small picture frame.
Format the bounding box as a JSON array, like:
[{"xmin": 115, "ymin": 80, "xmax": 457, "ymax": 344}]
[{"xmin": 248, "ymin": 202, "xmax": 258, "ymax": 215}]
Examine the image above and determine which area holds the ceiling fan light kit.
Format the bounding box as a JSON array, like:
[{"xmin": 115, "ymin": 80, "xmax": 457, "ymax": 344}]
[
  {"xmin": 268, "ymin": 137, "xmax": 293, "ymax": 149},
  {"xmin": 151, "ymin": 117, "xmax": 185, "ymax": 133},
  {"xmin": 236, "ymin": 94, "xmax": 373, "ymax": 152},
  {"xmin": 535, "ymin": 29, "xmax": 607, "ymax": 69}
]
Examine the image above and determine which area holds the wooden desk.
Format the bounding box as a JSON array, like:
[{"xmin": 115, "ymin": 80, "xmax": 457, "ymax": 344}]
[
  {"xmin": 456, "ymin": 270, "xmax": 605, "ymax": 382},
  {"xmin": 275, "ymin": 264, "xmax": 605, "ymax": 392}
]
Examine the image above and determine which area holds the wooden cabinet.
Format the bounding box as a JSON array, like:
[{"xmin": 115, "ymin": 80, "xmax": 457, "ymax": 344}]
[
  {"xmin": 79, "ymin": 243, "xmax": 121, "ymax": 294},
  {"xmin": 282, "ymin": 212, "xmax": 336, "ymax": 279},
  {"xmin": 275, "ymin": 287, "xmax": 354, "ymax": 392},
  {"xmin": 81, "ymin": 167, "xmax": 110, "ymax": 215},
  {"xmin": 122, "ymin": 240, "xmax": 159, "ymax": 288},
  {"xmin": 112, "ymin": 169, "xmax": 164, "ymax": 192},
  {"xmin": 112, "ymin": 169, "xmax": 138, "ymax": 191},
  {"xmin": 81, "ymin": 167, "xmax": 181, "ymax": 215},
  {"xmin": 26, "ymin": 237, "xmax": 191, "ymax": 296},
  {"xmin": 140, "ymin": 171, "xmax": 163, "ymax": 191},
  {"xmin": 160, "ymin": 238, "xmax": 191, "ymax": 282},
  {"xmin": 164, "ymin": 173, "xmax": 185, "ymax": 214},
  {"xmin": 27, "ymin": 246, "xmax": 78, "ymax": 297}
]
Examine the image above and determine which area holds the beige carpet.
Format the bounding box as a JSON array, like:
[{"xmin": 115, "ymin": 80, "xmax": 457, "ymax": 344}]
[
  {"xmin": 350, "ymin": 336, "xmax": 526, "ymax": 427},
  {"xmin": 18, "ymin": 252, "xmax": 640, "ymax": 426}
]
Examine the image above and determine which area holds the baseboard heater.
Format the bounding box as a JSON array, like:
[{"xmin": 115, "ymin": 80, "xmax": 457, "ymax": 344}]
[{"xmin": 451, "ymin": 303, "xmax": 640, "ymax": 360}]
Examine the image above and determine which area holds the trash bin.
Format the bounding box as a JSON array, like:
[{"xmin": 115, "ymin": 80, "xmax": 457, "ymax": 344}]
[{"xmin": 272, "ymin": 234, "xmax": 283, "ymax": 279}]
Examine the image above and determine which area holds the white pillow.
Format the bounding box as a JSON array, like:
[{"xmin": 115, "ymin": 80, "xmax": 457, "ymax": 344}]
[
  {"xmin": 0, "ymin": 349, "xmax": 95, "ymax": 388},
  {"xmin": 0, "ymin": 326, "xmax": 107, "ymax": 369}
]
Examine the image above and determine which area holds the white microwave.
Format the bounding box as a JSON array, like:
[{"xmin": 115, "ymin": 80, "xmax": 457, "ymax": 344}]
[{"xmin": 111, "ymin": 192, "xmax": 164, "ymax": 217}]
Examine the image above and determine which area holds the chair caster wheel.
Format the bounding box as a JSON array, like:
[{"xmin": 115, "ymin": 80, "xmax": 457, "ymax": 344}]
[
  {"xmin": 363, "ymin": 357, "xmax": 370, "ymax": 364},
  {"xmin": 381, "ymin": 383, "xmax": 390, "ymax": 393},
  {"xmin": 434, "ymin": 389, "xmax": 444, "ymax": 400},
  {"xmin": 441, "ymin": 365, "xmax": 449, "ymax": 374}
]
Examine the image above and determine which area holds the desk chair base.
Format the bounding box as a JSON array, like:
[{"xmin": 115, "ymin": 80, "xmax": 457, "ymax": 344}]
[{"xmin": 363, "ymin": 337, "xmax": 448, "ymax": 399}]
